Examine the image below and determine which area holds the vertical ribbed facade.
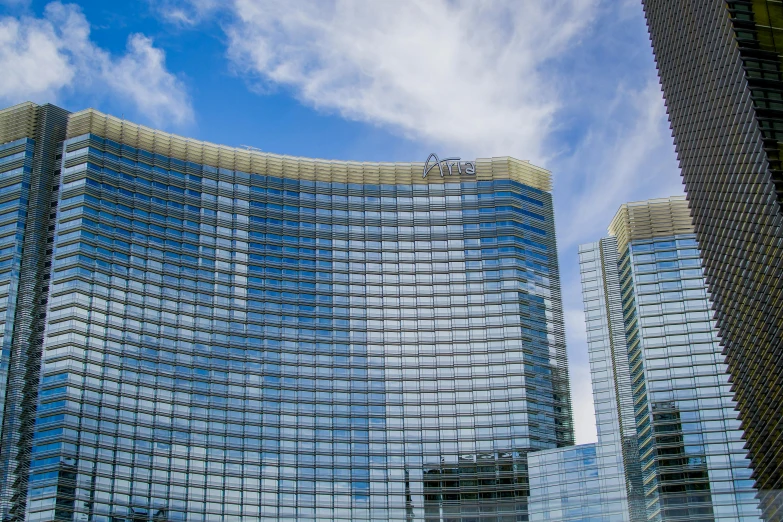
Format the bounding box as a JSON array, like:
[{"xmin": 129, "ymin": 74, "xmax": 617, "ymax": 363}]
[
  {"xmin": 642, "ymin": 2, "xmax": 783, "ymax": 518},
  {"xmin": 0, "ymin": 104, "xmax": 574, "ymax": 522}
]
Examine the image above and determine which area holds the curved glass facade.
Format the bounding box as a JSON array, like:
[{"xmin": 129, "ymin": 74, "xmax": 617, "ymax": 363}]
[{"xmin": 20, "ymin": 108, "xmax": 573, "ymax": 521}]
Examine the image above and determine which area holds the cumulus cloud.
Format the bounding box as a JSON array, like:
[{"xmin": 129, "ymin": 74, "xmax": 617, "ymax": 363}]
[
  {"xmin": 0, "ymin": 2, "xmax": 193, "ymax": 127},
  {"xmin": 0, "ymin": 4, "xmax": 75, "ymax": 101},
  {"xmin": 103, "ymin": 34, "xmax": 194, "ymax": 126}
]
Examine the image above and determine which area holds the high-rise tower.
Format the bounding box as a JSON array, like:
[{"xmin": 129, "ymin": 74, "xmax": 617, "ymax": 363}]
[
  {"xmin": 0, "ymin": 102, "xmax": 573, "ymax": 521},
  {"xmin": 581, "ymin": 196, "xmax": 760, "ymax": 522},
  {"xmin": 0, "ymin": 103, "xmax": 69, "ymax": 521},
  {"xmin": 642, "ymin": 2, "xmax": 783, "ymax": 517}
]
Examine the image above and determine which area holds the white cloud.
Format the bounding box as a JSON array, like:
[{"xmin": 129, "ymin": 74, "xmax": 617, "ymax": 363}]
[
  {"xmin": 554, "ymin": 79, "xmax": 682, "ymax": 251},
  {"xmin": 152, "ymin": 0, "xmax": 220, "ymax": 27},
  {"xmin": 226, "ymin": 0, "xmax": 598, "ymax": 161},
  {"xmin": 0, "ymin": 5, "xmax": 74, "ymax": 101},
  {"xmin": 216, "ymin": 0, "xmax": 681, "ymax": 240},
  {"xmin": 0, "ymin": 2, "xmax": 193, "ymax": 127},
  {"xmin": 565, "ymin": 306, "xmax": 599, "ymax": 443},
  {"xmin": 103, "ymin": 34, "xmax": 194, "ymax": 126},
  {"xmin": 570, "ymin": 363, "xmax": 597, "ymax": 444}
]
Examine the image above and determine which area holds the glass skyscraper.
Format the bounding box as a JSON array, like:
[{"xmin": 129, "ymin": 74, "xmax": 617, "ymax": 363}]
[
  {"xmin": 527, "ymin": 237, "xmax": 646, "ymax": 522},
  {"xmin": 580, "ymin": 196, "xmax": 760, "ymax": 522},
  {"xmin": 0, "ymin": 101, "xmax": 573, "ymax": 522},
  {"xmin": 0, "ymin": 102, "xmax": 70, "ymax": 522},
  {"xmin": 576, "ymin": 234, "xmax": 646, "ymax": 522},
  {"xmin": 643, "ymin": 2, "xmax": 783, "ymax": 516}
]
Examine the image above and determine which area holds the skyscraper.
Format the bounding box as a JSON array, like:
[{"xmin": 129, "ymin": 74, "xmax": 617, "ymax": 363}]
[
  {"xmin": 576, "ymin": 234, "xmax": 647, "ymax": 522},
  {"xmin": 580, "ymin": 196, "xmax": 760, "ymax": 522},
  {"xmin": 527, "ymin": 236, "xmax": 646, "ymax": 521},
  {"xmin": 642, "ymin": 2, "xmax": 783, "ymax": 516},
  {"xmin": 0, "ymin": 102, "xmax": 69, "ymax": 522},
  {"xmin": 0, "ymin": 101, "xmax": 573, "ymax": 521}
]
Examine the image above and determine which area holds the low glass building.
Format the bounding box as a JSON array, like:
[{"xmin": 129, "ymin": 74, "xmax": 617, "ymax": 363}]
[
  {"xmin": 528, "ymin": 444, "xmax": 603, "ymax": 521},
  {"xmin": 0, "ymin": 102, "xmax": 574, "ymax": 522},
  {"xmin": 580, "ymin": 197, "xmax": 761, "ymax": 522}
]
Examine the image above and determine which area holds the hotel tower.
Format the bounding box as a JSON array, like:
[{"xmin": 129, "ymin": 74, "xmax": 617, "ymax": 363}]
[
  {"xmin": 0, "ymin": 101, "xmax": 572, "ymax": 522},
  {"xmin": 579, "ymin": 197, "xmax": 760, "ymax": 522}
]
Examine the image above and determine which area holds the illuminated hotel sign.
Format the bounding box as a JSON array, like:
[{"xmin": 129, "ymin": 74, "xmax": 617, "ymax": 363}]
[{"xmin": 422, "ymin": 153, "xmax": 476, "ymax": 178}]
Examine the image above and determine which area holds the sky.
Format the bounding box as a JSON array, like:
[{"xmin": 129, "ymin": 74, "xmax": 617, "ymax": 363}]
[{"xmin": 0, "ymin": 0, "xmax": 685, "ymax": 444}]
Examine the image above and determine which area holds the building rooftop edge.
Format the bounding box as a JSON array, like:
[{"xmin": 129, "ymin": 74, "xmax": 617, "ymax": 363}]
[
  {"xmin": 0, "ymin": 101, "xmax": 40, "ymax": 145},
  {"xmin": 64, "ymin": 107, "xmax": 553, "ymax": 191},
  {"xmin": 528, "ymin": 442, "xmax": 597, "ymax": 459},
  {"xmin": 608, "ymin": 195, "xmax": 694, "ymax": 255}
]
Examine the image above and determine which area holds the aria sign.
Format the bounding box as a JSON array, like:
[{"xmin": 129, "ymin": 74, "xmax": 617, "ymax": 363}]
[{"xmin": 422, "ymin": 153, "xmax": 476, "ymax": 179}]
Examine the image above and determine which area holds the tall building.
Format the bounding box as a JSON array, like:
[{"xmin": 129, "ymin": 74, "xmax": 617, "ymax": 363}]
[
  {"xmin": 642, "ymin": 2, "xmax": 783, "ymax": 516},
  {"xmin": 0, "ymin": 103, "xmax": 69, "ymax": 521},
  {"xmin": 528, "ymin": 233, "xmax": 647, "ymax": 521},
  {"xmin": 575, "ymin": 234, "xmax": 647, "ymax": 522},
  {"xmin": 0, "ymin": 101, "xmax": 573, "ymax": 522},
  {"xmin": 580, "ymin": 196, "xmax": 760, "ymax": 522}
]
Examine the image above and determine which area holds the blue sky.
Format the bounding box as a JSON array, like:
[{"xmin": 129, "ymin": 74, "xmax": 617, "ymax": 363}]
[{"xmin": 0, "ymin": 0, "xmax": 685, "ymax": 444}]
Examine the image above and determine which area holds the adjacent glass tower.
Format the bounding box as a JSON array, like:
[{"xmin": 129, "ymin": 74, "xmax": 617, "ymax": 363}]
[
  {"xmin": 0, "ymin": 102, "xmax": 69, "ymax": 521},
  {"xmin": 0, "ymin": 102, "xmax": 574, "ymax": 521},
  {"xmin": 643, "ymin": 2, "xmax": 783, "ymax": 517},
  {"xmin": 580, "ymin": 196, "xmax": 760, "ymax": 522},
  {"xmin": 527, "ymin": 229, "xmax": 648, "ymax": 522},
  {"xmin": 576, "ymin": 235, "xmax": 647, "ymax": 522}
]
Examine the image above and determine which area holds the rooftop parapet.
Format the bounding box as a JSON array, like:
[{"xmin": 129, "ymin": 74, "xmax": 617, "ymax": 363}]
[
  {"xmin": 608, "ymin": 195, "xmax": 694, "ymax": 255},
  {"xmin": 0, "ymin": 102, "xmax": 38, "ymax": 145},
  {"xmin": 66, "ymin": 108, "xmax": 552, "ymax": 191}
]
